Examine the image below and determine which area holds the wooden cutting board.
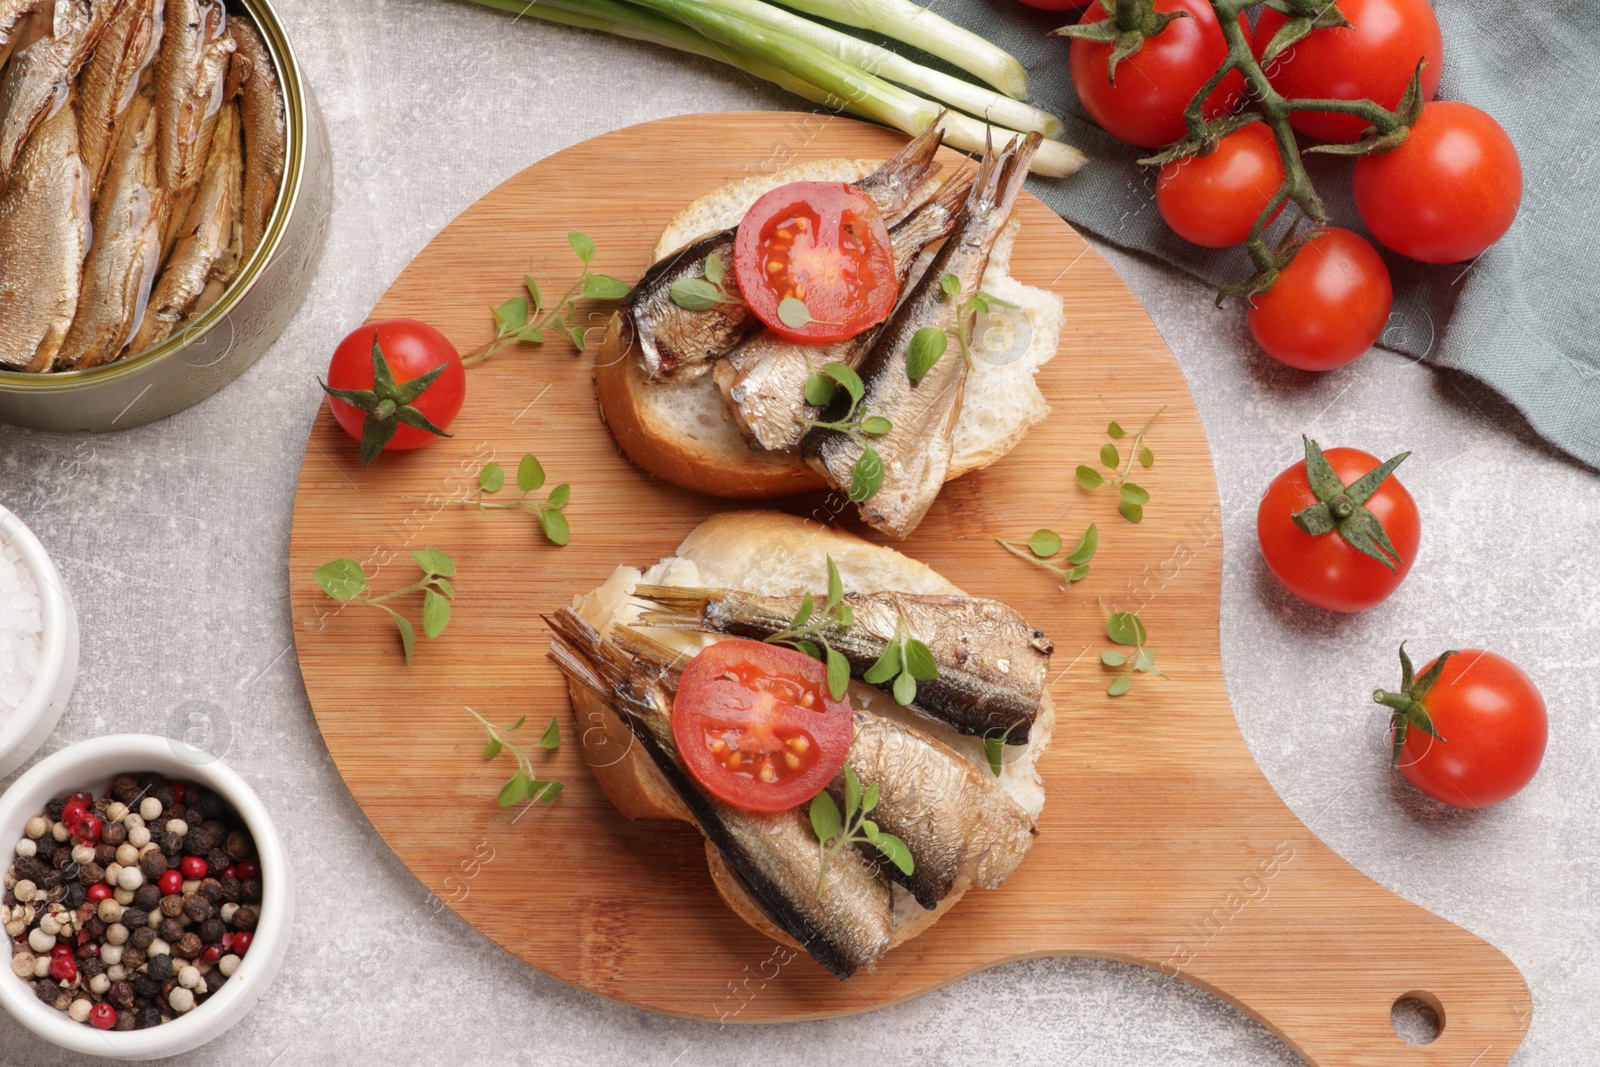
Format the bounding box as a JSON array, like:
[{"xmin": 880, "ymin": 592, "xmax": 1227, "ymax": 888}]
[{"xmin": 288, "ymin": 112, "xmax": 1529, "ymax": 1062}]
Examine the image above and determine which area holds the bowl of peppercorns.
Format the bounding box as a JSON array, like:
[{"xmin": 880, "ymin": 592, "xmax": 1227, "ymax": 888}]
[{"xmin": 0, "ymin": 734, "xmax": 292, "ymax": 1058}]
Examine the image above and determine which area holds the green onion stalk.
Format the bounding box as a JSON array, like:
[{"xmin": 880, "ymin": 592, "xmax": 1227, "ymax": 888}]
[{"xmin": 453, "ymin": 0, "xmax": 1085, "ymax": 177}]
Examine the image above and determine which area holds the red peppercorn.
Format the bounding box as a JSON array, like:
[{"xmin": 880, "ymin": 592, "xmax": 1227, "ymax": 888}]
[
  {"xmin": 49, "ymin": 954, "xmax": 77, "ymax": 982},
  {"xmin": 232, "ymin": 931, "xmax": 252, "ymax": 956},
  {"xmin": 171, "ymin": 782, "xmax": 187, "ymax": 804},
  {"xmin": 73, "ymin": 814, "xmax": 103, "ymax": 843},
  {"xmin": 180, "ymin": 856, "xmax": 208, "ymax": 880},
  {"xmin": 222, "ymin": 866, "xmax": 237, "ymax": 880},
  {"xmin": 220, "ymin": 932, "xmax": 234, "ymax": 950},
  {"xmin": 87, "ymin": 883, "xmax": 113, "ymax": 903},
  {"xmin": 201, "ymin": 944, "xmax": 222, "ymax": 963},
  {"xmin": 158, "ymin": 870, "xmax": 183, "ymax": 896},
  {"xmin": 88, "ymin": 1002, "xmax": 116, "ymax": 1030},
  {"xmin": 62, "ymin": 800, "xmax": 88, "ymax": 828},
  {"xmin": 234, "ymin": 860, "xmax": 259, "ymax": 881},
  {"xmin": 50, "ymin": 944, "xmax": 74, "ymax": 960}
]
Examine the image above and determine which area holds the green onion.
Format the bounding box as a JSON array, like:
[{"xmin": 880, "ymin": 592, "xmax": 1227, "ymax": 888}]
[{"xmin": 768, "ymin": 0, "xmax": 1030, "ymax": 99}]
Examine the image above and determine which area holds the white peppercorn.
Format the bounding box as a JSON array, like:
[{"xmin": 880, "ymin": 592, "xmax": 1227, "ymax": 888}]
[
  {"xmin": 97, "ymin": 899, "xmax": 123, "ymax": 923},
  {"xmin": 150, "ymin": 937, "xmax": 170, "ymax": 957},
  {"xmin": 100, "ymin": 944, "xmax": 123, "ymax": 967},
  {"xmin": 24, "ymin": 816, "xmax": 47, "ymax": 840},
  {"xmin": 12, "ymin": 879, "xmax": 35, "ymax": 903},
  {"xmin": 168, "ymin": 987, "xmax": 195, "ymax": 1014},
  {"xmin": 217, "ymin": 953, "xmax": 241, "ymax": 978},
  {"xmin": 114, "ymin": 887, "xmax": 134, "ymax": 906},
  {"xmin": 32, "ymin": 955, "xmax": 49, "ymax": 978},
  {"xmin": 105, "ymin": 802, "xmax": 129, "ymax": 823},
  {"xmin": 105, "ymin": 862, "xmax": 123, "ymax": 886},
  {"xmin": 27, "ymin": 927, "xmax": 53, "ymax": 953},
  {"xmin": 50, "ymin": 821, "xmax": 69, "ymax": 842},
  {"xmin": 219, "ymin": 903, "xmax": 238, "ymax": 924},
  {"xmin": 14, "ymin": 839, "xmax": 35, "ymax": 858},
  {"xmin": 178, "ymin": 965, "xmax": 201, "ymax": 990},
  {"xmin": 164, "ymin": 819, "xmax": 188, "ymax": 837},
  {"xmin": 106, "ymin": 963, "xmax": 127, "ymax": 982},
  {"xmin": 69, "ymin": 998, "xmax": 92, "ymax": 1023},
  {"xmin": 10, "ymin": 951, "xmax": 33, "ymax": 978},
  {"xmin": 128, "ymin": 826, "xmax": 151, "ymax": 849},
  {"xmin": 115, "ymin": 843, "xmax": 139, "ymax": 867},
  {"xmin": 117, "ymin": 867, "xmax": 143, "ymax": 892},
  {"xmin": 123, "ymin": 812, "xmax": 144, "ymax": 832},
  {"xmin": 139, "ymin": 798, "xmax": 163, "ymax": 822},
  {"xmin": 36, "ymin": 912, "xmax": 60, "ymax": 937},
  {"xmin": 89, "ymin": 973, "xmax": 111, "ymax": 995},
  {"xmin": 70, "ymin": 843, "xmax": 95, "ymax": 866}
]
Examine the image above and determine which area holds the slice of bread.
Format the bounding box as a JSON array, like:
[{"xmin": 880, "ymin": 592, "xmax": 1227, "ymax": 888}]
[
  {"xmin": 594, "ymin": 159, "xmax": 1065, "ymax": 499},
  {"xmin": 564, "ymin": 510, "xmax": 1054, "ymax": 956}
]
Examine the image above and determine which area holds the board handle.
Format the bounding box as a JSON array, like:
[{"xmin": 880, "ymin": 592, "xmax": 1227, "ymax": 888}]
[{"xmin": 1166, "ymin": 829, "xmax": 1530, "ymax": 1066}]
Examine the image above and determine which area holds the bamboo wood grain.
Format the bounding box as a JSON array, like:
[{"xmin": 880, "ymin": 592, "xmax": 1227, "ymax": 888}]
[{"xmin": 287, "ymin": 113, "xmax": 1530, "ymax": 1062}]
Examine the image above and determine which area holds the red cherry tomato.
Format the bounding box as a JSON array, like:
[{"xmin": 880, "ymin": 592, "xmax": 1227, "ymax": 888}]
[
  {"xmin": 1391, "ymin": 650, "xmax": 1547, "ymax": 808},
  {"xmin": 672, "ymin": 639, "xmax": 853, "ymax": 812},
  {"xmin": 1156, "ymin": 123, "xmax": 1285, "ymax": 247},
  {"xmin": 1248, "ymin": 229, "xmax": 1391, "ymax": 371},
  {"xmin": 1257, "ymin": 446, "xmax": 1419, "ymax": 612},
  {"xmin": 1069, "ymin": 0, "xmax": 1248, "ymax": 149},
  {"xmin": 1353, "ymin": 101, "xmax": 1522, "ymax": 264},
  {"xmin": 733, "ymin": 182, "xmax": 897, "ymax": 344},
  {"xmin": 1253, "ymin": 0, "xmax": 1442, "ymax": 144},
  {"xmin": 326, "ymin": 318, "xmax": 466, "ymax": 453}
]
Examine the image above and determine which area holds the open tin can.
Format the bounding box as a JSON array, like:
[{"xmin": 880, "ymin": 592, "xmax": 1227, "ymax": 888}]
[{"xmin": 0, "ymin": 0, "xmax": 331, "ymax": 432}]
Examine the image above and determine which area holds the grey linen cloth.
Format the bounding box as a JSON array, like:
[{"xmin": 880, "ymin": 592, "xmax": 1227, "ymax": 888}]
[{"xmin": 936, "ymin": 0, "xmax": 1599, "ymax": 466}]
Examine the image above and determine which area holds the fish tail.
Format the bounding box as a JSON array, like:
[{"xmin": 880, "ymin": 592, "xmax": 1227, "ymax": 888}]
[
  {"xmin": 969, "ymin": 129, "xmax": 1040, "ymax": 216},
  {"xmin": 543, "ymin": 609, "xmax": 621, "ymax": 697},
  {"xmin": 891, "ymin": 166, "xmax": 975, "ymax": 252},
  {"xmin": 864, "ymin": 112, "xmax": 945, "ymax": 199},
  {"xmin": 632, "ymin": 584, "xmax": 718, "ymax": 631},
  {"xmin": 609, "ymin": 623, "xmax": 694, "ymax": 682}
]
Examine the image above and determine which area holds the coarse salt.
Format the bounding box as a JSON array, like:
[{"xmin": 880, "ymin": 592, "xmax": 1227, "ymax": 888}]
[{"xmin": 0, "ymin": 538, "xmax": 43, "ymax": 720}]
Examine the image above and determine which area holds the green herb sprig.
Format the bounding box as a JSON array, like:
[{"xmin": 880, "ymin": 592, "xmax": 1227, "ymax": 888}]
[
  {"xmin": 1077, "ymin": 408, "xmax": 1163, "ymax": 522},
  {"xmin": 777, "ymin": 296, "xmax": 840, "ymax": 330},
  {"xmin": 313, "ymin": 549, "xmax": 456, "ymax": 665},
  {"xmin": 458, "ymin": 454, "xmax": 571, "ymax": 546},
  {"xmin": 466, "ymin": 232, "xmax": 630, "ymax": 364},
  {"xmin": 864, "ymin": 616, "xmax": 939, "ymax": 707},
  {"xmin": 810, "ymin": 765, "xmax": 913, "ymax": 895},
  {"xmin": 983, "ymin": 723, "xmax": 1019, "ymax": 778},
  {"xmin": 468, "ymin": 707, "xmax": 563, "ymax": 806},
  {"xmin": 997, "ymin": 524, "xmax": 1098, "ymax": 588},
  {"xmin": 801, "ymin": 362, "xmax": 892, "ymax": 501},
  {"xmin": 764, "ymin": 556, "xmax": 854, "ymax": 700},
  {"xmin": 1099, "ymin": 598, "xmax": 1165, "ymax": 697},
  {"xmin": 907, "ymin": 273, "xmax": 1018, "ymax": 380},
  {"xmin": 668, "ymin": 253, "xmax": 742, "ymax": 311}
]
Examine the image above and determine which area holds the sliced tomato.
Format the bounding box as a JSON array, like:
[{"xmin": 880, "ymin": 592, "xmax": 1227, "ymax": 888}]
[
  {"xmin": 734, "ymin": 181, "xmax": 896, "ymax": 344},
  {"xmin": 672, "ymin": 639, "xmax": 853, "ymax": 812}
]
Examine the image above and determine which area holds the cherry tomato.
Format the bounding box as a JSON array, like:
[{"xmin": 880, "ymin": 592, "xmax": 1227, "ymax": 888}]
[
  {"xmin": 1248, "ymin": 228, "xmax": 1391, "ymax": 371},
  {"xmin": 1156, "ymin": 123, "xmax": 1285, "ymax": 247},
  {"xmin": 733, "ymin": 182, "xmax": 896, "ymax": 344},
  {"xmin": 1068, "ymin": 0, "xmax": 1248, "ymax": 149},
  {"xmin": 1387, "ymin": 649, "xmax": 1547, "ymax": 808},
  {"xmin": 1253, "ymin": 0, "xmax": 1442, "ymax": 144},
  {"xmin": 1257, "ymin": 445, "xmax": 1419, "ymax": 612},
  {"xmin": 326, "ymin": 318, "xmax": 466, "ymax": 455},
  {"xmin": 1353, "ymin": 101, "xmax": 1522, "ymax": 265},
  {"xmin": 672, "ymin": 639, "xmax": 853, "ymax": 812}
]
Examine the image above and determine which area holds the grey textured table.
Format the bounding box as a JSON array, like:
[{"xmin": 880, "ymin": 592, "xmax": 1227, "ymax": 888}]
[{"xmin": 2, "ymin": 2, "xmax": 1597, "ymax": 1063}]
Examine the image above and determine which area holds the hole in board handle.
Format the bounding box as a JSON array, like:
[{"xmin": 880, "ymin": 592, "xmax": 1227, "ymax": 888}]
[{"xmin": 1392, "ymin": 991, "xmax": 1445, "ymax": 1045}]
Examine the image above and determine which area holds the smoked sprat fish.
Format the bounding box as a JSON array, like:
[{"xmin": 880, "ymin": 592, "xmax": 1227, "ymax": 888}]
[
  {"xmin": 802, "ymin": 132, "xmax": 1041, "ymax": 539},
  {"xmin": 131, "ymin": 96, "xmax": 238, "ymax": 352},
  {"xmin": 78, "ymin": 0, "xmax": 162, "ymax": 196},
  {"xmin": 546, "ymin": 608, "xmax": 895, "ymax": 979},
  {"xmin": 0, "ymin": 0, "xmax": 50, "ymax": 74},
  {"xmin": 833, "ymin": 710, "xmax": 1035, "ymax": 910},
  {"xmin": 155, "ymin": 0, "xmax": 233, "ymax": 258},
  {"xmin": 0, "ymin": 0, "xmax": 117, "ymax": 195},
  {"xmin": 0, "ymin": 100, "xmax": 90, "ymax": 371},
  {"xmin": 619, "ymin": 119, "xmax": 946, "ymax": 383},
  {"xmin": 56, "ymin": 91, "xmax": 163, "ymax": 369},
  {"xmin": 634, "ymin": 585, "xmax": 1052, "ymax": 743},
  {"xmin": 716, "ymin": 169, "xmax": 973, "ymax": 453},
  {"xmin": 224, "ymin": 16, "xmax": 282, "ymax": 262}
]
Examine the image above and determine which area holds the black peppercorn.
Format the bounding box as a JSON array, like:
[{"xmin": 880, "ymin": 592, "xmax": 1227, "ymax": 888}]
[
  {"xmin": 151, "ymin": 785, "xmax": 176, "ymax": 810},
  {"xmin": 110, "ymin": 980, "xmax": 136, "ymax": 1009},
  {"xmin": 62, "ymin": 882, "xmax": 86, "ymax": 909},
  {"xmin": 122, "ymin": 906, "xmax": 147, "ymax": 930},
  {"xmin": 224, "ymin": 832, "xmax": 251, "ymax": 861},
  {"xmin": 131, "ymin": 925, "xmax": 156, "ymax": 951},
  {"xmin": 76, "ymin": 941, "xmax": 101, "ymax": 960},
  {"xmin": 160, "ymin": 832, "xmax": 184, "ymax": 856},
  {"xmin": 145, "ymin": 954, "xmax": 174, "ymax": 982},
  {"xmin": 78, "ymin": 861, "xmax": 105, "ymax": 886},
  {"xmin": 132, "ymin": 973, "xmax": 162, "ymax": 999},
  {"xmin": 101, "ymin": 821, "xmax": 127, "ymax": 847},
  {"xmin": 114, "ymin": 1008, "xmax": 137, "ymax": 1031},
  {"xmin": 203, "ymin": 968, "xmax": 225, "ymax": 995},
  {"xmin": 139, "ymin": 849, "xmax": 168, "ymax": 879},
  {"xmin": 81, "ymin": 956, "xmax": 106, "ymax": 979},
  {"xmin": 197, "ymin": 919, "xmax": 226, "ymax": 944},
  {"xmin": 159, "ymin": 917, "xmax": 185, "ymax": 943},
  {"xmin": 112, "ymin": 775, "xmax": 141, "ymax": 804},
  {"xmin": 182, "ymin": 894, "xmax": 214, "ymax": 922},
  {"xmin": 134, "ymin": 884, "xmax": 161, "ymax": 911},
  {"xmin": 94, "ymin": 843, "xmax": 116, "ymax": 867},
  {"xmin": 158, "ymin": 894, "xmax": 184, "ymax": 919},
  {"xmin": 34, "ymin": 979, "xmax": 57, "ymax": 1005},
  {"xmin": 83, "ymin": 916, "xmax": 106, "ymax": 941},
  {"xmin": 43, "ymin": 797, "xmax": 64, "ymax": 820},
  {"xmin": 135, "ymin": 1005, "xmax": 163, "ymax": 1029},
  {"xmin": 242, "ymin": 878, "xmax": 262, "ymax": 903},
  {"xmin": 121, "ymin": 945, "xmax": 147, "ymax": 970},
  {"xmin": 217, "ymin": 876, "xmax": 242, "ymax": 903},
  {"xmin": 231, "ymin": 905, "xmax": 259, "ymax": 933},
  {"xmin": 176, "ymin": 932, "xmax": 204, "ymax": 959},
  {"xmin": 199, "ymin": 878, "xmax": 223, "ymax": 905},
  {"xmin": 13, "ymin": 855, "xmax": 45, "ymax": 881},
  {"xmin": 206, "ymin": 847, "xmax": 230, "ymax": 875},
  {"xmin": 193, "ymin": 792, "xmax": 225, "ymax": 820}
]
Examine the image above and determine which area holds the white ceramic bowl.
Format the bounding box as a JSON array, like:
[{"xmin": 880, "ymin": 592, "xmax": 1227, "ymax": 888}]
[
  {"xmin": 0, "ymin": 735, "xmax": 294, "ymax": 1058},
  {"xmin": 0, "ymin": 504, "xmax": 78, "ymax": 779}
]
